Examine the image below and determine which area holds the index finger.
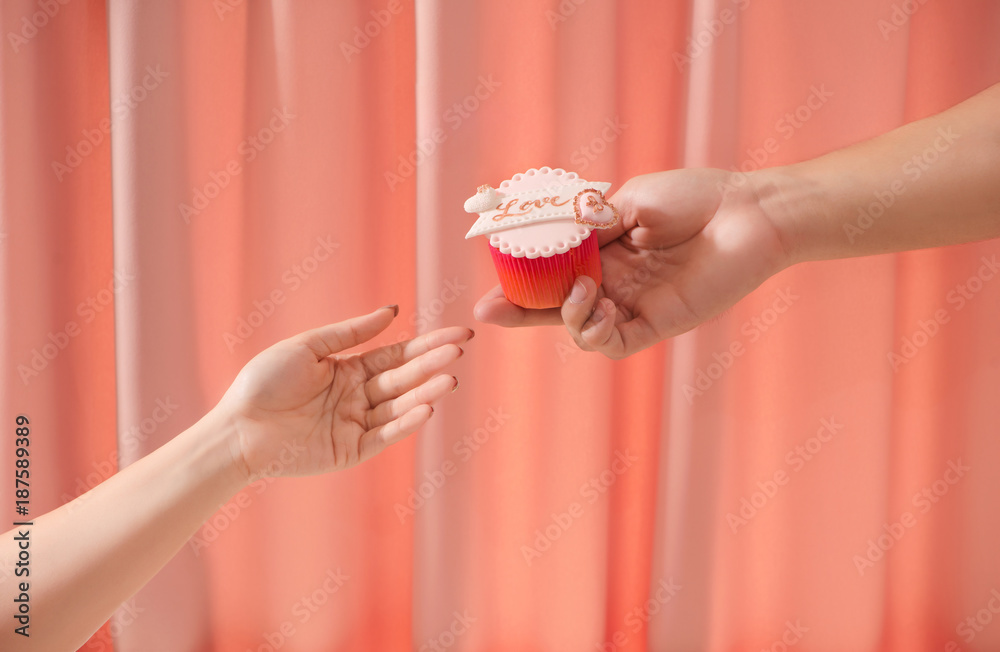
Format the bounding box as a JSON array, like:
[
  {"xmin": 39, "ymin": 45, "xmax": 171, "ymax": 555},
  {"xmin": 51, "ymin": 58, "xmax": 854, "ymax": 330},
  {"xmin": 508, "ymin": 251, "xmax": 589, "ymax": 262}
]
[
  {"xmin": 473, "ymin": 285, "xmax": 563, "ymax": 327},
  {"xmin": 294, "ymin": 305, "xmax": 397, "ymax": 360},
  {"xmin": 596, "ymin": 186, "xmax": 633, "ymax": 246},
  {"xmin": 359, "ymin": 325, "xmax": 474, "ymax": 376}
]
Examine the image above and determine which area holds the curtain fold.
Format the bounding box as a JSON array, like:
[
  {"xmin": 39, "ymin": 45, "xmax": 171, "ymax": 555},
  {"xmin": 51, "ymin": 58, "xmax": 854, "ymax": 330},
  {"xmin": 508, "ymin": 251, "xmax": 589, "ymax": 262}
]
[{"xmin": 1, "ymin": 1, "xmax": 999, "ymax": 651}]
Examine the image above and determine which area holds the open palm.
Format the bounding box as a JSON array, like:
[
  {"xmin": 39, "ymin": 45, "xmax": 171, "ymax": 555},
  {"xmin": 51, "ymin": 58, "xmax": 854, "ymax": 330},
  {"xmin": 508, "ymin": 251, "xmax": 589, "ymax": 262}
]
[
  {"xmin": 217, "ymin": 307, "xmax": 472, "ymax": 479},
  {"xmin": 474, "ymin": 168, "xmax": 789, "ymax": 358}
]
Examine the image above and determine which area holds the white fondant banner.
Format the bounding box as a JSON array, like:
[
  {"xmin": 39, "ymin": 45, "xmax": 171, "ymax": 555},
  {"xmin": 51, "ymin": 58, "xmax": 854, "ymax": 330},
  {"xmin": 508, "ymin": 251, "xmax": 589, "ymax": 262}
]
[{"xmin": 464, "ymin": 182, "xmax": 612, "ymax": 239}]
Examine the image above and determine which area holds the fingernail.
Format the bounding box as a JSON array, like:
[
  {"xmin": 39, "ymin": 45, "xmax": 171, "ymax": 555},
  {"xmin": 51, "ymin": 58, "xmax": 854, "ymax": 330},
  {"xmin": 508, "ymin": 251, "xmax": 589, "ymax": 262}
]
[
  {"xmin": 451, "ymin": 376, "xmax": 460, "ymax": 392},
  {"xmin": 380, "ymin": 304, "xmax": 399, "ymax": 317},
  {"xmin": 468, "ymin": 329, "xmax": 476, "ymax": 340},
  {"xmin": 590, "ymin": 305, "xmax": 606, "ymax": 326},
  {"xmin": 569, "ymin": 279, "xmax": 588, "ymax": 304},
  {"xmin": 457, "ymin": 346, "xmax": 465, "ymax": 357}
]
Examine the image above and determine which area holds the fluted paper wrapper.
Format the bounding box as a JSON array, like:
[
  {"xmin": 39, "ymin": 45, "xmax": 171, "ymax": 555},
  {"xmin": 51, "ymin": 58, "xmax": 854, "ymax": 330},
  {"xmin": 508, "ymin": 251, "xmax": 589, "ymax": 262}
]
[{"xmin": 488, "ymin": 234, "xmax": 601, "ymax": 309}]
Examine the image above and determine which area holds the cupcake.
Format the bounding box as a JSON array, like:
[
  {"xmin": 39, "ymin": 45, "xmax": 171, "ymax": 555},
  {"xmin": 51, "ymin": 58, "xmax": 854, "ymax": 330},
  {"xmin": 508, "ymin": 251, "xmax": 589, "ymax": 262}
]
[{"xmin": 464, "ymin": 167, "xmax": 619, "ymax": 309}]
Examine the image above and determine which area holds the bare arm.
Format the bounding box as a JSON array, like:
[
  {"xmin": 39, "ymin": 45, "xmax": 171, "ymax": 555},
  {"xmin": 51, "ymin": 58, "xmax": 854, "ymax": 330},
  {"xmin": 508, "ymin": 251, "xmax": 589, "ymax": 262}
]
[
  {"xmin": 758, "ymin": 82, "xmax": 1000, "ymax": 262},
  {"xmin": 1, "ymin": 411, "xmax": 244, "ymax": 650},
  {"xmin": 1, "ymin": 307, "xmax": 473, "ymax": 650}
]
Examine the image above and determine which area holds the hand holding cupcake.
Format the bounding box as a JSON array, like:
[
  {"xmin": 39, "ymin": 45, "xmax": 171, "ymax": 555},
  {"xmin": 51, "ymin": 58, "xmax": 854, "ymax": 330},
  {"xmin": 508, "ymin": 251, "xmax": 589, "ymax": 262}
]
[{"xmin": 473, "ymin": 168, "xmax": 793, "ymax": 360}]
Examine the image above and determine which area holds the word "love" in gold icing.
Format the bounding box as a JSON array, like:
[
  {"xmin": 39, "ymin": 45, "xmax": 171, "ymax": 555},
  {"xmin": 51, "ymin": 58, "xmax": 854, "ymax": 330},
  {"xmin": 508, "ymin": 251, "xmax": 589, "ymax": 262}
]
[{"xmin": 492, "ymin": 195, "xmax": 572, "ymax": 221}]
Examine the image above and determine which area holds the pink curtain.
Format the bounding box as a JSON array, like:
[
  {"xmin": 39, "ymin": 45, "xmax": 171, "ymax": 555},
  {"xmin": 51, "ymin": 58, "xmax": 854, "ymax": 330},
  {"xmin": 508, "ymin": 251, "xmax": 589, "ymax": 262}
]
[{"xmin": 2, "ymin": 1, "xmax": 999, "ymax": 650}]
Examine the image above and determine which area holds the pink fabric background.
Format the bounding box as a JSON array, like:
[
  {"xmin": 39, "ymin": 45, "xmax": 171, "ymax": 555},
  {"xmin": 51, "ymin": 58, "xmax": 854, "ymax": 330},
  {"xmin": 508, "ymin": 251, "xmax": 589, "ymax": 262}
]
[{"xmin": 2, "ymin": 1, "xmax": 999, "ymax": 650}]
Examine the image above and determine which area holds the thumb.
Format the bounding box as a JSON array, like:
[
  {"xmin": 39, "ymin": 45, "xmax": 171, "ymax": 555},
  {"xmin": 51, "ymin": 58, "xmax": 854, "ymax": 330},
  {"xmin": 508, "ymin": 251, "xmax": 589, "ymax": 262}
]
[{"xmin": 296, "ymin": 305, "xmax": 398, "ymax": 360}]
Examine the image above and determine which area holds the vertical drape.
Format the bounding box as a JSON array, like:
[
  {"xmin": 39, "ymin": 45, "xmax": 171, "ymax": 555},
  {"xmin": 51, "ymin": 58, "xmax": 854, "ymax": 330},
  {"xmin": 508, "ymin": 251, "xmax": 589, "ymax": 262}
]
[
  {"xmin": 0, "ymin": 0, "xmax": 118, "ymax": 646},
  {"xmin": 1, "ymin": 1, "xmax": 999, "ymax": 651}
]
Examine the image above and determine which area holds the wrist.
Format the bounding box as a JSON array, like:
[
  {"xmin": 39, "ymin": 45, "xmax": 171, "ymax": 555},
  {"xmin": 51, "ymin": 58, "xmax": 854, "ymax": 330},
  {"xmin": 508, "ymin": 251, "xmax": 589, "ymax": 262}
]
[
  {"xmin": 185, "ymin": 406, "xmax": 251, "ymax": 493},
  {"xmin": 747, "ymin": 164, "xmax": 826, "ymax": 266}
]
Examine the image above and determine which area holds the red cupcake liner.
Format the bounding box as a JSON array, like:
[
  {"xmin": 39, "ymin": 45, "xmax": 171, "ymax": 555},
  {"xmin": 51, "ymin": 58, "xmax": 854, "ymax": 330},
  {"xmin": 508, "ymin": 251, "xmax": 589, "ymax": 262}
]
[{"xmin": 488, "ymin": 233, "xmax": 602, "ymax": 309}]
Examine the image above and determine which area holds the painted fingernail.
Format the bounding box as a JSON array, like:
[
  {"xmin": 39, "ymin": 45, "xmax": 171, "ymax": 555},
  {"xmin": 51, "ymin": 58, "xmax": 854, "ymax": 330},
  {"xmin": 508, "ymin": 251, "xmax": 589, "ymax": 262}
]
[
  {"xmin": 452, "ymin": 376, "xmax": 460, "ymax": 392},
  {"xmin": 380, "ymin": 304, "xmax": 399, "ymax": 316},
  {"xmin": 569, "ymin": 279, "xmax": 588, "ymax": 304}
]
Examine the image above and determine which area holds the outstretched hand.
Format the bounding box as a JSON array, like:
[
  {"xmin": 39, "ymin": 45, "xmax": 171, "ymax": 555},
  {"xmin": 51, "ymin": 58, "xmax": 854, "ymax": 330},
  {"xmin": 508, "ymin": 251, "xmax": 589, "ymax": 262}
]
[
  {"xmin": 215, "ymin": 306, "xmax": 473, "ymax": 481},
  {"xmin": 474, "ymin": 169, "xmax": 790, "ymax": 358}
]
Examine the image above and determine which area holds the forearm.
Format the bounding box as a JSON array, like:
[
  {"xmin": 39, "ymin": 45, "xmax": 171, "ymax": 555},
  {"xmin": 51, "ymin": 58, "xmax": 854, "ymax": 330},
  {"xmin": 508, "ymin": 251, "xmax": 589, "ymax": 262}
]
[
  {"xmin": 755, "ymin": 83, "xmax": 1000, "ymax": 263},
  {"xmin": 0, "ymin": 408, "xmax": 245, "ymax": 651}
]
